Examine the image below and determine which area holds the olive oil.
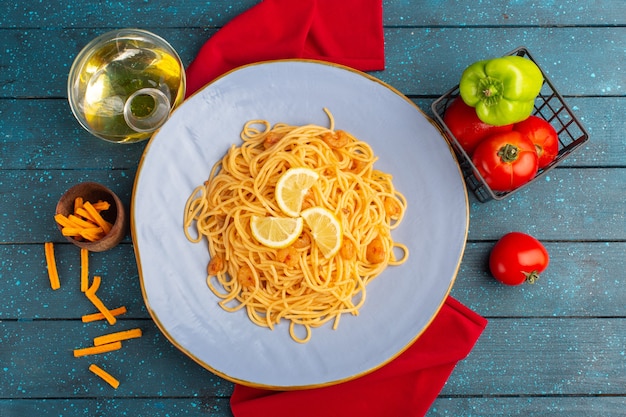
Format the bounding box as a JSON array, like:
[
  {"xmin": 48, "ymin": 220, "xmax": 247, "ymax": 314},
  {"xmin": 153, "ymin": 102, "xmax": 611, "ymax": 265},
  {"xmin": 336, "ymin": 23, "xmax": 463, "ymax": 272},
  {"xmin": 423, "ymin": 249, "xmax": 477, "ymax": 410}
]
[{"xmin": 69, "ymin": 30, "xmax": 185, "ymax": 143}]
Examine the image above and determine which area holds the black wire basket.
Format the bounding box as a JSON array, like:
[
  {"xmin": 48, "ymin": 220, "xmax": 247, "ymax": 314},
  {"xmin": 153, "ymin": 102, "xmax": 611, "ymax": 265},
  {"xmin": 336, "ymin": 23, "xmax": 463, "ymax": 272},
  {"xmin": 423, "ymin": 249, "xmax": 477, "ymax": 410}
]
[{"xmin": 431, "ymin": 46, "xmax": 589, "ymax": 202}]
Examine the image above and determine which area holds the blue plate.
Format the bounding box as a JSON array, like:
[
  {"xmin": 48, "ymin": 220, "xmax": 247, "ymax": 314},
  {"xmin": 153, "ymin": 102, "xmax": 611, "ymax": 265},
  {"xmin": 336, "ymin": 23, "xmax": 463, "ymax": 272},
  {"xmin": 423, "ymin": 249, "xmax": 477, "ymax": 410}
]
[{"xmin": 132, "ymin": 60, "xmax": 468, "ymax": 389}]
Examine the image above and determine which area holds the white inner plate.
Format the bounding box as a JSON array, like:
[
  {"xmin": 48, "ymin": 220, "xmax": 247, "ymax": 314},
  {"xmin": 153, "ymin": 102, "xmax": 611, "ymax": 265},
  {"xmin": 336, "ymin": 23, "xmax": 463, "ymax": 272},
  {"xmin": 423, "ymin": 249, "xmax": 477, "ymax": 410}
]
[{"xmin": 132, "ymin": 60, "xmax": 468, "ymax": 389}]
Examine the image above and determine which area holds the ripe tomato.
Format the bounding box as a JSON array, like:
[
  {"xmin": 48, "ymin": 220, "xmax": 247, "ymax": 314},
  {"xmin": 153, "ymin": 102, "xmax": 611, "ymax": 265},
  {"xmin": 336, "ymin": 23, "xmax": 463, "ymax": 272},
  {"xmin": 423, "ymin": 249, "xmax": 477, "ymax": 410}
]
[
  {"xmin": 489, "ymin": 232, "xmax": 549, "ymax": 285},
  {"xmin": 471, "ymin": 131, "xmax": 538, "ymax": 192},
  {"xmin": 513, "ymin": 115, "xmax": 559, "ymax": 169},
  {"xmin": 443, "ymin": 97, "xmax": 513, "ymax": 154}
]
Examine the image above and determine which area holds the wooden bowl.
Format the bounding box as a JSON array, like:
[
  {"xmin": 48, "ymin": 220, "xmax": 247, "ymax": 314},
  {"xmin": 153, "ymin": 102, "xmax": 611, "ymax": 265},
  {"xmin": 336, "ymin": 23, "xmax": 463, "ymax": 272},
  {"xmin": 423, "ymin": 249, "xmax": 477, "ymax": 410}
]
[{"xmin": 55, "ymin": 182, "xmax": 128, "ymax": 252}]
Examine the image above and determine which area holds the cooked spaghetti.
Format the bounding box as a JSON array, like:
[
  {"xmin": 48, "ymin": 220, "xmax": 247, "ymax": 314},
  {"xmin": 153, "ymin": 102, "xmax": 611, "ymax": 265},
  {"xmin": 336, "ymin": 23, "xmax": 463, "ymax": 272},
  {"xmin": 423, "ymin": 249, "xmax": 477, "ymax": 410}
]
[{"xmin": 184, "ymin": 109, "xmax": 408, "ymax": 343}]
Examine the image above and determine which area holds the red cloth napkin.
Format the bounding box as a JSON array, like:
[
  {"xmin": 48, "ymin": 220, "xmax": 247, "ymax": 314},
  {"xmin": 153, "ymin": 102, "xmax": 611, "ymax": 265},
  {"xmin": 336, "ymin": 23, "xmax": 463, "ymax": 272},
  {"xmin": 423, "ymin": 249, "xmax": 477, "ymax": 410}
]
[
  {"xmin": 185, "ymin": 0, "xmax": 385, "ymax": 97},
  {"xmin": 185, "ymin": 2, "xmax": 487, "ymax": 415},
  {"xmin": 230, "ymin": 296, "xmax": 487, "ymax": 417}
]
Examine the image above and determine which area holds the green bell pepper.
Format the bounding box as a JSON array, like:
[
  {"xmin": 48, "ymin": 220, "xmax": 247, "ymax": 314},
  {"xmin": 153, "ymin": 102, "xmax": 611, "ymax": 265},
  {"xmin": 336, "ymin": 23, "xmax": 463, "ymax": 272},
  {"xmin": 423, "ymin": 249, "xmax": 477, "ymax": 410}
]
[{"xmin": 459, "ymin": 55, "xmax": 543, "ymax": 126}]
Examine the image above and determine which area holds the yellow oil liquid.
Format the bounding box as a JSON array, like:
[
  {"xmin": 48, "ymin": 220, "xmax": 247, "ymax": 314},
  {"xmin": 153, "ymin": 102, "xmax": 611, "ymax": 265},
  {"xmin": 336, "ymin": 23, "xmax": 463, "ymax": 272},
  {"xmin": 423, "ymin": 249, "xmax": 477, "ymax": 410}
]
[{"xmin": 77, "ymin": 40, "xmax": 184, "ymax": 143}]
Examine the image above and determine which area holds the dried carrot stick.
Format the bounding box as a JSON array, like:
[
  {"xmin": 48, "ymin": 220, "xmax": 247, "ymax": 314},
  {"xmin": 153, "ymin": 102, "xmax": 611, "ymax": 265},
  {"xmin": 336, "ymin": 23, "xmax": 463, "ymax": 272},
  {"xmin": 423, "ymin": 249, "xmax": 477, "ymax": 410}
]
[
  {"xmin": 61, "ymin": 227, "xmax": 84, "ymax": 236},
  {"xmin": 54, "ymin": 213, "xmax": 74, "ymax": 228},
  {"xmin": 87, "ymin": 274, "xmax": 101, "ymax": 294},
  {"xmin": 62, "ymin": 226, "xmax": 104, "ymax": 241},
  {"xmin": 44, "ymin": 242, "xmax": 60, "ymax": 290},
  {"xmin": 82, "ymin": 306, "xmax": 127, "ymax": 323},
  {"xmin": 73, "ymin": 341, "xmax": 122, "ymax": 357},
  {"xmin": 68, "ymin": 214, "xmax": 99, "ymax": 229},
  {"xmin": 74, "ymin": 196, "xmax": 84, "ymax": 212},
  {"xmin": 85, "ymin": 293, "xmax": 116, "ymax": 325},
  {"xmin": 83, "ymin": 201, "xmax": 112, "ymax": 234},
  {"xmin": 93, "ymin": 328, "xmax": 142, "ymax": 346},
  {"xmin": 85, "ymin": 276, "xmax": 115, "ymax": 325},
  {"xmin": 75, "ymin": 206, "xmax": 98, "ymax": 223},
  {"xmin": 92, "ymin": 200, "xmax": 111, "ymax": 211},
  {"xmin": 88, "ymin": 364, "xmax": 120, "ymax": 389},
  {"xmin": 78, "ymin": 227, "xmax": 105, "ymax": 242},
  {"xmin": 80, "ymin": 248, "xmax": 89, "ymax": 292}
]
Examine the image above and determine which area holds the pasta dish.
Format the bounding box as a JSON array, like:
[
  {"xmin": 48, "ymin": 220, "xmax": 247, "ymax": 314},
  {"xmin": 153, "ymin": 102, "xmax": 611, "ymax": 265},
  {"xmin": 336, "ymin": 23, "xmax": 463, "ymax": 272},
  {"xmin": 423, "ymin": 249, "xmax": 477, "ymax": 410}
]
[{"xmin": 184, "ymin": 109, "xmax": 408, "ymax": 343}]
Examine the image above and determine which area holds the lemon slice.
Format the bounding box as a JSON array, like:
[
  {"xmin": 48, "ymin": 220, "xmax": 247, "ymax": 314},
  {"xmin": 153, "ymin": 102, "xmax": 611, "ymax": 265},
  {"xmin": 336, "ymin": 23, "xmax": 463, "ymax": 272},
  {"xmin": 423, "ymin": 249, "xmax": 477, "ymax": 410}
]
[
  {"xmin": 301, "ymin": 207, "xmax": 343, "ymax": 258},
  {"xmin": 275, "ymin": 167, "xmax": 319, "ymax": 217},
  {"xmin": 250, "ymin": 215, "xmax": 304, "ymax": 249}
]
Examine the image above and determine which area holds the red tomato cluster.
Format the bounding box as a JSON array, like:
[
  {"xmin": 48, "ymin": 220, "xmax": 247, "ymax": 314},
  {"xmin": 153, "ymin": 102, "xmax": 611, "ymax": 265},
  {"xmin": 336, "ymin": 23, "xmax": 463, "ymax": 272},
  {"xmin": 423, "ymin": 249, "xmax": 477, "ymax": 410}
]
[{"xmin": 444, "ymin": 97, "xmax": 559, "ymax": 192}]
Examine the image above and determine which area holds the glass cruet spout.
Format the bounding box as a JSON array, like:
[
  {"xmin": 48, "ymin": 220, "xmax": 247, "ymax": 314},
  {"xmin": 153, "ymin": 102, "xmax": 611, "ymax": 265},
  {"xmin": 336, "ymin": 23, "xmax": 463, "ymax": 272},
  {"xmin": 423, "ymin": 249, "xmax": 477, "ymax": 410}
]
[{"xmin": 123, "ymin": 87, "xmax": 171, "ymax": 133}]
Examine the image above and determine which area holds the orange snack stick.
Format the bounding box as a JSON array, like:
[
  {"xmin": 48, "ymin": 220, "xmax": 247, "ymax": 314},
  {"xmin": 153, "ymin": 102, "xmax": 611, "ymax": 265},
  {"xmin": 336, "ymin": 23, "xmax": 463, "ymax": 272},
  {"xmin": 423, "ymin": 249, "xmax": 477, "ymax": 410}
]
[
  {"xmin": 82, "ymin": 201, "xmax": 112, "ymax": 234},
  {"xmin": 82, "ymin": 306, "xmax": 127, "ymax": 323},
  {"xmin": 87, "ymin": 274, "xmax": 101, "ymax": 293},
  {"xmin": 85, "ymin": 292, "xmax": 116, "ymax": 325},
  {"xmin": 75, "ymin": 206, "xmax": 98, "ymax": 224},
  {"xmin": 85, "ymin": 276, "xmax": 116, "ymax": 325},
  {"xmin": 68, "ymin": 214, "xmax": 99, "ymax": 229},
  {"xmin": 80, "ymin": 248, "xmax": 89, "ymax": 292},
  {"xmin": 44, "ymin": 242, "xmax": 61, "ymax": 290},
  {"xmin": 78, "ymin": 227, "xmax": 105, "ymax": 242},
  {"xmin": 74, "ymin": 196, "xmax": 84, "ymax": 212},
  {"xmin": 88, "ymin": 364, "xmax": 120, "ymax": 389},
  {"xmin": 92, "ymin": 200, "xmax": 111, "ymax": 211},
  {"xmin": 61, "ymin": 227, "xmax": 84, "ymax": 237},
  {"xmin": 93, "ymin": 328, "xmax": 142, "ymax": 346},
  {"xmin": 54, "ymin": 213, "xmax": 74, "ymax": 228},
  {"xmin": 73, "ymin": 341, "xmax": 122, "ymax": 357}
]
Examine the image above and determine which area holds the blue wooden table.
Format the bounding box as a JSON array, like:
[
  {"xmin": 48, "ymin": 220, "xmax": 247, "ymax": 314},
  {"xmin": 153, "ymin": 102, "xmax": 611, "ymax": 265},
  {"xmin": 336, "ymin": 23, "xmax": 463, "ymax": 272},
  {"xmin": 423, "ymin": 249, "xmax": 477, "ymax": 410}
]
[{"xmin": 2, "ymin": 1, "xmax": 625, "ymax": 415}]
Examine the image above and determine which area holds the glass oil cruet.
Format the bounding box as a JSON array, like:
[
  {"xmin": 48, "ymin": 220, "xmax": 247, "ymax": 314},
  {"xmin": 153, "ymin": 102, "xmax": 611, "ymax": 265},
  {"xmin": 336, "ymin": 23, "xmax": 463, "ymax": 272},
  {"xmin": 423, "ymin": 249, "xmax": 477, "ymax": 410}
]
[{"xmin": 68, "ymin": 29, "xmax": 186, "ymax": 143}]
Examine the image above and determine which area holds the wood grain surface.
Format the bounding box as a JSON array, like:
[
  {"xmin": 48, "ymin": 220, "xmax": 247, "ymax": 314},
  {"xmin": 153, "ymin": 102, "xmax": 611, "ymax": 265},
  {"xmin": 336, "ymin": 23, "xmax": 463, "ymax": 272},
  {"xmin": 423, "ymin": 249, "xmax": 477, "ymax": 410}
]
[{"xmin": 1, "ymin": 0, "xmax": 624, "ymax": 415}]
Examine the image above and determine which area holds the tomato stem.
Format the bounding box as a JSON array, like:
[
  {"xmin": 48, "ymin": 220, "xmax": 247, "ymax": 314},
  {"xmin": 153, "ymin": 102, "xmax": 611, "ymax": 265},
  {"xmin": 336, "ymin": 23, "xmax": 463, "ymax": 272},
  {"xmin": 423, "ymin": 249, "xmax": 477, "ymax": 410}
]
[
  {"xmin": 497, "ymin": 143, "xmax": 520, "ymax": 163},
  {"xmin": 524, "ymin": 271, "xmax": 540, "ymax": 284}
]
